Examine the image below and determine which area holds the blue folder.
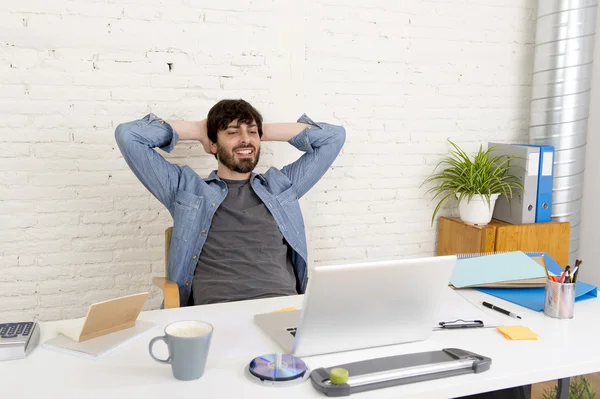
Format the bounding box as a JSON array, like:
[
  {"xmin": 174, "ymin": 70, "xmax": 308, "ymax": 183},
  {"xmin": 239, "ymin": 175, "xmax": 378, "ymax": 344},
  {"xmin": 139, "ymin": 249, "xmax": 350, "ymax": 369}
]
[
  {"xmin": 521, "ymin": 144, "xmax": 554, "ymax": 223},
  {"xmin": 476, "ymin": 252, "xmax": 598, "ymax": 312}
]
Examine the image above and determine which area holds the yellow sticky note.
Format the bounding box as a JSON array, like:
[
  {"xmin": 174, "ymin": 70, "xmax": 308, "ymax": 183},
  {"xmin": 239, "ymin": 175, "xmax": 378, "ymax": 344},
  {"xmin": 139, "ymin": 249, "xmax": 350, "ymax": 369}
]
[
  {"xmin": 272, "ymin": 307, "xmax": 297, "ymax": 313},
  {"xmin": 496, "ymin": 325, "xmax": 538, "ymax": 340}
]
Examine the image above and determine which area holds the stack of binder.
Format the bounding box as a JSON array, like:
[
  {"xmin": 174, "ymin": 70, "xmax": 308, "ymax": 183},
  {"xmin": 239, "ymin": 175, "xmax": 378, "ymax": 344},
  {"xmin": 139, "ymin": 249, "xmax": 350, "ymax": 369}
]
[{"xmin": 488, "ymin": 143, "xmax": 554, "ymax": 224}]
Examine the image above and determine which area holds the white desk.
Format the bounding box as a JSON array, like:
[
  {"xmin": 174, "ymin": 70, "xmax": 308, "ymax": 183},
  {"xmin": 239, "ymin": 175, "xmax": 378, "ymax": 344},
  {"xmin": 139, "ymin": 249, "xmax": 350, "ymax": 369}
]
[{"xmin": 3, "ymin": 289, "xmax": 600, "ymax": 399}]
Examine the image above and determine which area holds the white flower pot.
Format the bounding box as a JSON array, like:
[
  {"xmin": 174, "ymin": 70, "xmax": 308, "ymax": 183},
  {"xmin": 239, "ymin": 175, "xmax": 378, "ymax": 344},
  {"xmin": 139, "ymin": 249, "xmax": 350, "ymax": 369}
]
[{"xmin": 458, "ymin": 193, "xmax": 500, "ymax": 226}]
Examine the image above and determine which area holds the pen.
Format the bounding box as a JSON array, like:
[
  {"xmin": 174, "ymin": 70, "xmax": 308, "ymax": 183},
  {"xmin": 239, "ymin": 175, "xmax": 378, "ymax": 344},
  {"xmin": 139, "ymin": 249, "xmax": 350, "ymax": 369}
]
[
  {"xmin": 573, "ymin": 260, "xmax": 582, "ymax": 283},
  {"xmin": 540, "ymin": 254, "xmax": 550, "ymax": 280},
  {"xmin": 572, "ymin": 266, "xmax": 579, "ymax": 283},
  {"xmin": 559, "ymin": 265, "xmax": 570, "ymax": 283},
  {"xmin": 482, "ymin": 301, "xmax": 522, "ymax": 319}
]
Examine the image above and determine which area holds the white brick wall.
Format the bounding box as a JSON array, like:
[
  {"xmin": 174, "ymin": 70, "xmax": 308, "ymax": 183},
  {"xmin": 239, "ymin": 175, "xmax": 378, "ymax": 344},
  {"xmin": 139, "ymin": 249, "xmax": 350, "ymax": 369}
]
[{"xmin": 0, "ymin": 0, "xmax": 535, "ymax": 321}]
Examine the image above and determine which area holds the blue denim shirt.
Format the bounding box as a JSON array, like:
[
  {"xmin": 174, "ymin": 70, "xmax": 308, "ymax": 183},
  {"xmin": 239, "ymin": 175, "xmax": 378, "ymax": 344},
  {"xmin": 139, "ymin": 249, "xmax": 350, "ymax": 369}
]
[{"xmin": 115, "ymin": 113, "xmax": 345, "ymax": 306}]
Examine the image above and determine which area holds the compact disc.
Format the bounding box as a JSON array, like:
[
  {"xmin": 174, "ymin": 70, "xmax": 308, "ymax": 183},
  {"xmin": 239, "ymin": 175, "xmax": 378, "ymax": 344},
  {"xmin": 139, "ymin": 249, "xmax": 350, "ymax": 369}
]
[{"xmin": 248, "ymin": 353, "xmax": 308, "ymax": 382}]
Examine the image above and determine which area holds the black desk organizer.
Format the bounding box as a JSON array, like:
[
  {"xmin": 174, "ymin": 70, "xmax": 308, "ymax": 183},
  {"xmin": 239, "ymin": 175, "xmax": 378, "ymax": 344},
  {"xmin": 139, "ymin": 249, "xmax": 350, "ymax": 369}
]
[{"xmin": 310, "ymin": 348, "xmax": 491, "ymax": 397}]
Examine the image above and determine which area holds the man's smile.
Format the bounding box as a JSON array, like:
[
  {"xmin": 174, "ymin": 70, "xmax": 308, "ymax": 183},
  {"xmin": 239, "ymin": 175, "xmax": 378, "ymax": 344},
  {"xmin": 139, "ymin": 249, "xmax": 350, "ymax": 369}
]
[{"xmin": 234, "ymin": 147, "xmax": 255, "ymax": 158}]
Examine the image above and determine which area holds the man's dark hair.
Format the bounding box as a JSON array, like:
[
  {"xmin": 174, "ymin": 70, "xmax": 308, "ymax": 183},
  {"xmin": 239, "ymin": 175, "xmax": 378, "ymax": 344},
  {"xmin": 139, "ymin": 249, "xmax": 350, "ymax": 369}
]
[{"xmin": 206, "ymin": 99, "xmax": 263, "ymax": 143}]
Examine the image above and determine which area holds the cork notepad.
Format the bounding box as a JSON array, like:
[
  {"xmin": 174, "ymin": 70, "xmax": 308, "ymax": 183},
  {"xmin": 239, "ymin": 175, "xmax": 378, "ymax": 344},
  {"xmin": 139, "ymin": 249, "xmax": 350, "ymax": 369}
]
[{"xmin": 56, "ymin": 292, "xmax": 149, "ymax": 342}]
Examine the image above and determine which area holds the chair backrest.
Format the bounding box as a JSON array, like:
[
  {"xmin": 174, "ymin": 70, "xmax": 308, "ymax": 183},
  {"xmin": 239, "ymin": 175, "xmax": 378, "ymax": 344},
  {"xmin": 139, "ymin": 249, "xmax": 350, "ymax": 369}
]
[{"xmin": 165, "ymin": 227, "xmax": 173, "ymax": 278}]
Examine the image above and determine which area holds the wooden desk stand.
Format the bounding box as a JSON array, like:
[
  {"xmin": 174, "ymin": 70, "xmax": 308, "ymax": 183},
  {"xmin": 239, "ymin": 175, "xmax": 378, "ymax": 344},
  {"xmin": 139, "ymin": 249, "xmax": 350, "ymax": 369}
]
[{"xmin": 436, "ymin": 217, "xmax": 570, "ymax": 267}]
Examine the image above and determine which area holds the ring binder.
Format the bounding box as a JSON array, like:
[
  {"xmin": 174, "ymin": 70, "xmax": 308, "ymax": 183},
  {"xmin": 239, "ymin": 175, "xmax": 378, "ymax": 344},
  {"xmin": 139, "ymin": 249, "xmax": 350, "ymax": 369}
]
[{"xmin": 489, "ymin": 143, "xmax": 539, "ymax": 224}]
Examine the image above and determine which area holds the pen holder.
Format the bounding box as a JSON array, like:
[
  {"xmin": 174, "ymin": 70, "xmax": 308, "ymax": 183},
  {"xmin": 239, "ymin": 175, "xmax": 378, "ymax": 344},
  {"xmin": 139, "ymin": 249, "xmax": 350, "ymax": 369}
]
[{"xmin": 543, "ymin": 279, "xmax": 576, "ymax": 319}]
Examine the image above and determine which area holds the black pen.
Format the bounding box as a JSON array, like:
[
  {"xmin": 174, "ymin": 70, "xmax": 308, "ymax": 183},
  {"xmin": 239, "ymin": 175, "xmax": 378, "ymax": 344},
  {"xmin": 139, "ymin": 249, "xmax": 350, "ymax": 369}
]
[{"xmin": 482, "ymin": 301, "xmax": 521, "ymax": 319}]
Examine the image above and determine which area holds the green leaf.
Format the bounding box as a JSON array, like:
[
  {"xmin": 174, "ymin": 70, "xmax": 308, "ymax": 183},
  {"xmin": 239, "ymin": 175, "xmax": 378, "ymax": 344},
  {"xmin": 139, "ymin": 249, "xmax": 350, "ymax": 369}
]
[
  {"xmin": 421, "ymin": 139, "xmax": 525, "ymax": 225},
  {"xmin": 540, "ymin": 376, "xmax": 597, "ymax": 399}
]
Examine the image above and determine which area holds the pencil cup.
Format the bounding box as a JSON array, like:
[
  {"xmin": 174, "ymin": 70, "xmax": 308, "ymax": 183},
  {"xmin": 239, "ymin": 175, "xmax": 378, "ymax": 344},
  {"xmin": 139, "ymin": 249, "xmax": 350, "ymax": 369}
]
[{"xmin": 543, "ymin": 279, "xmax": 576, "ymax": 319}]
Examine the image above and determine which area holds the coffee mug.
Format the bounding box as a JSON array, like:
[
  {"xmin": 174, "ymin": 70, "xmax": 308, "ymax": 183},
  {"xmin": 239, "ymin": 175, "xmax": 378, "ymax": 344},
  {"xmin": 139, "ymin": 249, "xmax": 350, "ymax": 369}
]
[{"xmin": 149, "ymin": 320, "xmax": 213, "ymax": 381}]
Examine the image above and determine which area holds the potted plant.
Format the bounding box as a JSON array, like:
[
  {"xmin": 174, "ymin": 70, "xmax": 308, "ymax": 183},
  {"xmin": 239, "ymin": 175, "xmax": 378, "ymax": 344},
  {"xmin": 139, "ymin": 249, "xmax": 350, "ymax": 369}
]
[
  {"xmin": 540, "ymin": 375, "xmax": 597, "ymax": 399},
  {"xmin": 422, "ymin": 139, "xmax": 523, "ymax": 226}
]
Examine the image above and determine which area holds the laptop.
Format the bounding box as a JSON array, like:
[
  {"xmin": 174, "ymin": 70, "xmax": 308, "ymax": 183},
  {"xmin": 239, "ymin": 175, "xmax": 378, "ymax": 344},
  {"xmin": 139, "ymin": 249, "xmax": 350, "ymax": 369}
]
[{"xmin": 254, "ymin": 255, "xmax": 457, "ymax": 357}]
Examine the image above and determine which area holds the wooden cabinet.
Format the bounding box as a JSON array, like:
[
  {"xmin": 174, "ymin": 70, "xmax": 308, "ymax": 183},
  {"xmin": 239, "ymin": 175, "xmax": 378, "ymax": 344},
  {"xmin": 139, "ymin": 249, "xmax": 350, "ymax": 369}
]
[{"xmin": 436, "ymin": 216, "xmax": 571, "ymax": 266}]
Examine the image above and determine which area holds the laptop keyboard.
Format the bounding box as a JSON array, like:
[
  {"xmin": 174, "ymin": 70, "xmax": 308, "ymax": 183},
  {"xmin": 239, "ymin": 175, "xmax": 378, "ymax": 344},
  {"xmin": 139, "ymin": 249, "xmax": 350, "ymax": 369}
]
[{"xmin": 286, "ymin": 327, "xmax": 297, "ymax": 337}]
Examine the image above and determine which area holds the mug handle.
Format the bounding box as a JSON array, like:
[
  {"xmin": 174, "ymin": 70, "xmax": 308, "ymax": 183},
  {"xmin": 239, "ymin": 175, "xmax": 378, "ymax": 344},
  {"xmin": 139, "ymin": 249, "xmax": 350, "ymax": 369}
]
[{"xmin": 149, "ymin": 336, "xmax": 171, "ymax": 364}]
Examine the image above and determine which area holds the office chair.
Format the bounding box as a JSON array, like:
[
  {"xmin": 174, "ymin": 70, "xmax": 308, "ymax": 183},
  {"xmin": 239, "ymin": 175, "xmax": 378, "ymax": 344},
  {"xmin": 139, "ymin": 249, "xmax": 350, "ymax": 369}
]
[{"xmin": 152, "ymin": 227, "xmax": 181, "ymax": 308}]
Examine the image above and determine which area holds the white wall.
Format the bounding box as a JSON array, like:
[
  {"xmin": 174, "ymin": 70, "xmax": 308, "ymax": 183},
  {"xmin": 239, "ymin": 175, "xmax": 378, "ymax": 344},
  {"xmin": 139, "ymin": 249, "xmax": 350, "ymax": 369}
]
[
  {"xmin": 0, "ymin": 0, "xmax": 536, "ymax": 321},
  {"xmin": 579, "ymin": 7, "xmax": 600, "ymax": 287}
]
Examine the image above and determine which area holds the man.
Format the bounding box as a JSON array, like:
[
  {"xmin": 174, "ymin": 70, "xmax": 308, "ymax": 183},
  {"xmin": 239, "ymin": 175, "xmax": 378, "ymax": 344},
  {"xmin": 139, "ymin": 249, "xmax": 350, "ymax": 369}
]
[{"xmin": 115, "ymin": 99, "xmax": 345, "ymax": 307}]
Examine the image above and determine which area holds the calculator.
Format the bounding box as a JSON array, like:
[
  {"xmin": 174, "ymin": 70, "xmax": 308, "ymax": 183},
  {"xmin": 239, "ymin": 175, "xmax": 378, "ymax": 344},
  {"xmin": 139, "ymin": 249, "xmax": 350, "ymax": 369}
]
[{"xmin": 0, "ymin": 322, "xmax": 40, "ymax": 361}]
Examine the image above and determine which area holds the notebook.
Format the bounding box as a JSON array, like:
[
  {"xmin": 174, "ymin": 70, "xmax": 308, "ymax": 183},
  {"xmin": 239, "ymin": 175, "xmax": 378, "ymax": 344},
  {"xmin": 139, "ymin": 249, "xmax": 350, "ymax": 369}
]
[
  {"xmin": 56, "ymin": 292, "xmax": 149, "ymax": 342},
  {"xmin": 449, "ymin": 251, "xmax": 549, "ymax": 289},
  {"xmin": 43, "ymin": 320, "xmax": 156, "ymax": 359}
]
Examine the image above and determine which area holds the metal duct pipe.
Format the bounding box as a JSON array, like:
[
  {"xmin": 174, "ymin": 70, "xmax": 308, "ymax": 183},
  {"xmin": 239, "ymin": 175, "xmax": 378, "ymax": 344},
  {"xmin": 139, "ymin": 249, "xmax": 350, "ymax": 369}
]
[{"xmin": 529, "ymin": 0, "xmax": 599, "ymax": 265}]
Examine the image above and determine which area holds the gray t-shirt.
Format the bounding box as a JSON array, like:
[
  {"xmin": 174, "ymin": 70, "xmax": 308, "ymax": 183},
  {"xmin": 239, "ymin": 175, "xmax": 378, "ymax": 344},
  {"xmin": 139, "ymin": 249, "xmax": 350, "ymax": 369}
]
[{"xmin": 192, "ymin": 178, "xmax": 298, "ymax": 305}]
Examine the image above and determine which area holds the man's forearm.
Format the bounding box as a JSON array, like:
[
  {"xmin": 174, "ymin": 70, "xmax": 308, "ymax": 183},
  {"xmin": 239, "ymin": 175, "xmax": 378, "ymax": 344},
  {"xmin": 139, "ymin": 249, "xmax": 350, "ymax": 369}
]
[
  {"xmin": 261, "ymin": 123, "xmax": 312, "ymax": 142},
  {"xmin": 166, "ymin": 120, "xmax": 311, "ymax": 142},
  {"xmin": 166, "ymin": 119, "xmax": 206, "ymax": 141}
]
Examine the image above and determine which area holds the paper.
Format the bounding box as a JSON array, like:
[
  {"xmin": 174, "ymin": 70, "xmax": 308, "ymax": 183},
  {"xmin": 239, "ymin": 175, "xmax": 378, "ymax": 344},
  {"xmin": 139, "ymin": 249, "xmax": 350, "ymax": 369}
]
[
  {"xmin": 450, "ymin": 251, "xmax": 547, "ymax": 289},
  {"xmin": 55, "ymin": 318, "xmax": 85, "ymax": 342},
  {"xmin": 527, "ymin": 152, "xmax": 540, "ymax": 176},
  {"xmin": 272, "ymin": 307, "xmax": 297, "ymax": 313},
  {"xmin": 470, "ymin": 256, "xmax": 557, "ymax": 288},
  {"xmin": 434, "ymin": 288, "xmax": 501, "ymax": 329},
  {"xmin": 496, "ymin": 325, "xmax": 538, "ymax": 340},
  {"xmin": 542, "ymin": 152, "xmax": 553, "ymax": 176},
  {"xmin": 43, "ymin": 320, "xmax": 156, "ymax": 359}
]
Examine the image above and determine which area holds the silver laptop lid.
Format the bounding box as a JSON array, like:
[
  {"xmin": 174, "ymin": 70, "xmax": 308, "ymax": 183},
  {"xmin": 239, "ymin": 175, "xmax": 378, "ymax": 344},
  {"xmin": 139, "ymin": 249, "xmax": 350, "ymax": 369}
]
[{"xmin": 292, "ymin": 255, "xmax": 457, "ymax": 357}]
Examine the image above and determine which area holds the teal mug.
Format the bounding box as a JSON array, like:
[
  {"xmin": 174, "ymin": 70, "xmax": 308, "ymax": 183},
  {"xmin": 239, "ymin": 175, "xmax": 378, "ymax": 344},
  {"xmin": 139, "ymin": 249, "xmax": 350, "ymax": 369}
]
[{"xmin": 149, "ymin": 320, "xmax": 214, "ymax": 380}]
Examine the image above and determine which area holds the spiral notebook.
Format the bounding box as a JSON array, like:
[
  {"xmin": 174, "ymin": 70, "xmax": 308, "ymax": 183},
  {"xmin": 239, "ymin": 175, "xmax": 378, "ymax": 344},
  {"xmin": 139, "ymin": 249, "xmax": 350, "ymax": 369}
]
[
  {"xmin": 473, "ymin": 252, "xmax": 598, "ymax": 312},
  {"xmin": 449, "ymin": 251, "xmax": 552, "ymax": 289}
]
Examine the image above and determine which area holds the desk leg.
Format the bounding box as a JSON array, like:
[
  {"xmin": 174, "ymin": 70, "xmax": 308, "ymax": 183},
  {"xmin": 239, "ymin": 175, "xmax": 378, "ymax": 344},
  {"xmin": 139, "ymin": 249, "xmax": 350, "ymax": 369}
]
[{"xmin": 556, "ymin": 378, "xmax": 570, "ymax": 399}]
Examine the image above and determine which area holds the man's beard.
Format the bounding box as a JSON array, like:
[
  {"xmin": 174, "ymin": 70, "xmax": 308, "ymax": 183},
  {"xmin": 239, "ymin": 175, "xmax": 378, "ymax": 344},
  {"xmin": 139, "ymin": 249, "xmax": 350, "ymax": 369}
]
[{"xmin": 216, "ymin": 143, "xmax": 260, "ymax": 174}]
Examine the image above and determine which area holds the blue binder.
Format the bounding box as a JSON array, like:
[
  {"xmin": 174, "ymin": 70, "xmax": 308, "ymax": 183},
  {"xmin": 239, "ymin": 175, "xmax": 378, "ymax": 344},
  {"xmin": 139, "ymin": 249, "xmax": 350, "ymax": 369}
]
[
  {"xmin": 522, "ymin": 145, "xmax": 554, "ymax": 222},
  {"xmin": 476, "ymin": 252, "xmax": 597, "ymax": 312}
]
